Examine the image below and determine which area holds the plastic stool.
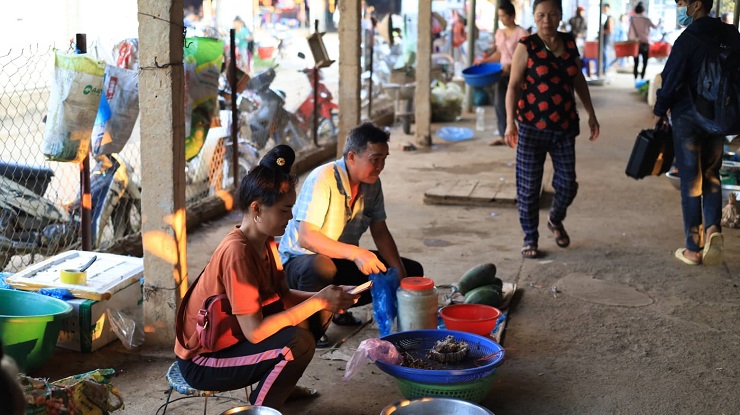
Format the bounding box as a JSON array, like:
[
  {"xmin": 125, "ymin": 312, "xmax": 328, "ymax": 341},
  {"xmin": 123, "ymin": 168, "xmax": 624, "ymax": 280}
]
[{"xmin": 157, "ymin": 362, "xmax": 250, "ymax": 415}]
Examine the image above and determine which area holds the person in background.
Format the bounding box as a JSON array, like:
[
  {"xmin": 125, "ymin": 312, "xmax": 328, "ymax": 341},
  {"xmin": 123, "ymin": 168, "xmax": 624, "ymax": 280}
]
[
  {"xmin": 568, "ymin": 6, "xmax": 588, "ymax": 55},
  {"xmin": 278, "ymin": 122, "xmax": 424, "ymax": 346},
  {"xmin": 175, "ymin": 145, "xmax": 359, "ymax": 409},
  {"xmin": 475, "ymin": 0, "xmax": 530, "ymax": 146},
  {"xmin": 504, "ymin": 0, "xmax": 600, "ymax": 259},
  {"xmin": 233, "ymin": 16, "xmax": 254, "ymax": 73},
  {"xmin": 653, "ymin": 0, "xmax": 739, "ymax": 266},
  {"xmin": 600, "ymin": 3, "xmax": 615, "ymax": 73},
  {"xmin": 452, "ymin": 9, "xmax": 468, "ymax": 59},
  {"xmin": 628, "ymin": 2, "xmax": 661, "ymax": 79}
]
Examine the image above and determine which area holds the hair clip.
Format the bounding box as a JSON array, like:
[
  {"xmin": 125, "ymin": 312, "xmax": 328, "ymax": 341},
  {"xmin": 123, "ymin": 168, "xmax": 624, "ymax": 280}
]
[{"xmin": 276, "ymin": 157, "xmax": 286, "ymax": 166}]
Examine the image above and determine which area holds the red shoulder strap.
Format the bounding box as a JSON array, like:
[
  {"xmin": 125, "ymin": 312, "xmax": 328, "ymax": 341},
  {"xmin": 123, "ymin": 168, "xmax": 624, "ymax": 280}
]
[{"xmin": 175, "ymin": 267, "xmax": 206, "ymax": 351}]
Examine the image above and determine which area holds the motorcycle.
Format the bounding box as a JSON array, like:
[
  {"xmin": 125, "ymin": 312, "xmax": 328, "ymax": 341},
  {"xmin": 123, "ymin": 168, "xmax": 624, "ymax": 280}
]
[
  {"xmin": 295, "ymin": 52, "xmax": 339, "ymax": 145},
  {"xmin": 0, "ymin": 154, "xmax": 141, "ymax": 271},
  {"xmin": 227, "ymin": 66, "xmax": 313, "ymax": 152}
]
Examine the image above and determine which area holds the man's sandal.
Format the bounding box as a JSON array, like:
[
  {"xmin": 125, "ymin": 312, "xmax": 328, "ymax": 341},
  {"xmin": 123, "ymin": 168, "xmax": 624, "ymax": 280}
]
[
  {"xmin": 521, "ymin": 244, "xmax": 539, "ymax": 259},
  {"xmin": 547, "ymin": 220, "xmax": 571, "ymax": 248}
]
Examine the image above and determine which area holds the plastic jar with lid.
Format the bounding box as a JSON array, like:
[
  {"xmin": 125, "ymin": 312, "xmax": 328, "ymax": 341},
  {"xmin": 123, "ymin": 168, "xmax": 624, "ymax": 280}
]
[{"xmin": 397, "ymin": 277, "xmax": 438, "ymax": 331}]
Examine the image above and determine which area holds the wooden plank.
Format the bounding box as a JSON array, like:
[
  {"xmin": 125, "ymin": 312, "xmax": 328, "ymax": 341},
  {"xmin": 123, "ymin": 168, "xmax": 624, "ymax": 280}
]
[
  {"xmin": 424, "ymin": 179, "xmax": 478, "ymax": 199},
  {"xmin": 493, "ymin": 181, "xmax": 518, "ymax": 204}
]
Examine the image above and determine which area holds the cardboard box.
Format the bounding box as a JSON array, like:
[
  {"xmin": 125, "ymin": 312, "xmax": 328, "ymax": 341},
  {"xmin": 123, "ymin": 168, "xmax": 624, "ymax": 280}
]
[{"xmin": 57, "ymin": 279, "xmax": 143, "ymax": 352}]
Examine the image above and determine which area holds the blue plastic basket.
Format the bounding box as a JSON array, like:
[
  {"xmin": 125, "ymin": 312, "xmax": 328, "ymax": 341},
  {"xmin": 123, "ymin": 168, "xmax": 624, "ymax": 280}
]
[
  {"xmin": 462, "ymin": 63, "xmax": 503, "ymax": 87},
  {"xmin": 374, "ymin": 329, "xmax": 504, "ymax": 385}
]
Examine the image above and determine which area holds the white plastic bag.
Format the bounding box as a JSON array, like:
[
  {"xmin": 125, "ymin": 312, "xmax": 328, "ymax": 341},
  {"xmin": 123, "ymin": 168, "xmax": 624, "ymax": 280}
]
[
  {"xmin": 342, "ymin": 338, "xmax": 402, "ymax": 381},
  {"xmin": 91, "ymin": 65, "xmax": 139, "ymax": 157},
  {"xmin": 106, "ymin": 305, "xmax": 145, "ymax": 350},
  {"xmin": 43, "ymin": 51, "xmax": 105, "ymax": 163}
]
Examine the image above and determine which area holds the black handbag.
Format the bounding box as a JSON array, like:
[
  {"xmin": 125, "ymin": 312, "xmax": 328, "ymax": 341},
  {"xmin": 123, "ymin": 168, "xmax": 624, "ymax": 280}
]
[{"xmin": 625, "ymin": 127, "xmax": 674, "ymax": 180}]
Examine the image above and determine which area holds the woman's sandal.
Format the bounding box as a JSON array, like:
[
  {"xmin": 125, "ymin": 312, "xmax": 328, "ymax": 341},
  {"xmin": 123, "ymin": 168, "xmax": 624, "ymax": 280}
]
[
  {"xmin": 675, "ymin": 248, "xmax": 701, "ymax": 265},
  {"xmin": 521, "ymin": 244, "xmax": 539, "ymax": 259},
  {"xmin": 547, "ymin": 220, "xmax": 571, "ymax": 248}
]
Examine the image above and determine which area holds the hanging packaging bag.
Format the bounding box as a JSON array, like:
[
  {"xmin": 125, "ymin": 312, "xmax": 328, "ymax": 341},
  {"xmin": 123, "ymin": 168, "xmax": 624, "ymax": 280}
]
[
  {"xmin": 91, "ymin": 65, "xmax": 139, "ymax": 157},
  {"xmin": 43, "ymin": 51, "xmax": 105, "ymax": 163}
]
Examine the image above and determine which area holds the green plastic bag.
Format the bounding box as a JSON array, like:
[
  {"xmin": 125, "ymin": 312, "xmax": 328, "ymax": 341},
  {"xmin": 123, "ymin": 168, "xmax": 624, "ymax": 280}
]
[{"xmin": 183, "ymin": 37, "xmax": 223, "ymax": 161}]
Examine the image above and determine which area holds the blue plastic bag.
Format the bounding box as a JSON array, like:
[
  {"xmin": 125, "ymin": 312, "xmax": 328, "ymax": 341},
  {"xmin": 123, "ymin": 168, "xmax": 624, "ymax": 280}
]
[{"xmin": 370, "ymin": 267, "xmax": 401, "ymax": 337}]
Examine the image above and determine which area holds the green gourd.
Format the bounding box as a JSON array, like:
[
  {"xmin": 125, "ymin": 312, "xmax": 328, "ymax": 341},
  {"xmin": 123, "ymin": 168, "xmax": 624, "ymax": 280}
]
[
  {"xmin": 458, "ymin": 263, "xmax": 501, "ymax": 295},
  {"xmin": 463, "ymin": 284, "xmax": 503, "ymax": 308}
]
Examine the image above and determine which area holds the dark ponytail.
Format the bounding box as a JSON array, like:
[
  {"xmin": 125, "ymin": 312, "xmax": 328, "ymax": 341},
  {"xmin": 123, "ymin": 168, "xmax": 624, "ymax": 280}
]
[{"xmin": 237, "ymin": 144, "xmax": 298, "ymax": 210}]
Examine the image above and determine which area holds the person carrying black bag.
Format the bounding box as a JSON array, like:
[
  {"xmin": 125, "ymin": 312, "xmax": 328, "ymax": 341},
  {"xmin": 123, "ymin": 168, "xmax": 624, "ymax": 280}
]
[{"xmin": 653, "ymin": 0, "xmax": 740, "ymax": 266}]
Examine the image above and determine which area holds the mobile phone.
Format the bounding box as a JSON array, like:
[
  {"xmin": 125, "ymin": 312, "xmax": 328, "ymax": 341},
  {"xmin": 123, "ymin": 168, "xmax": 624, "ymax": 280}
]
[{"xmin": 348, "ymin": 281, "xmax": 373, "ymax": 295}]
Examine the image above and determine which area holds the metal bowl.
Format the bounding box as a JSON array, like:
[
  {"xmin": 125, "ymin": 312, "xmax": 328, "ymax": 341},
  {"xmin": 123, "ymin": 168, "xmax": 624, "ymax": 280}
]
[
  {"xmin": 219, "ymin": 406, "xmax": 282, "ymax": 415},
  {"xmin": 380, "ymin": 398, "xmax": 495, "ymax": 415}
]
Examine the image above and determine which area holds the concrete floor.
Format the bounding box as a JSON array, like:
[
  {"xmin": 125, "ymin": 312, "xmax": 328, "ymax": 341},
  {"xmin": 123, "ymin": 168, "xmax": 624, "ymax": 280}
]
[{"xmin": 28, "ymin": 69, "xmax": 740, "ymax": 415}]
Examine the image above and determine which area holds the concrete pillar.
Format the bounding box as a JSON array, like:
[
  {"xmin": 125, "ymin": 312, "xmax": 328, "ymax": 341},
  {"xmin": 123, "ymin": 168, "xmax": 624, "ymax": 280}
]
[
  {"xmin": 415, "ymin": 0, "xmax": 432, "ymax": 146},
  {"xmin": 137, "ymin": 0, "xmax": 188, "ymax": 348},
  {"xmin": 336, "ymin": 0, "xmax": 361, "ymax": 157}
]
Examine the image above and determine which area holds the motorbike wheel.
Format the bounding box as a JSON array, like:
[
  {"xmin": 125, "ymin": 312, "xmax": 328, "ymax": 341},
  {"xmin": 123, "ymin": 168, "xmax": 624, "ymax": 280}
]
[
  {"xmin": 316, "ymin": 115, "xmax": 338, "ymax": 146},
  {"xmin": 96, "ymin": 197, "xmax": 142, "ymax": 250},
  {"xmin": 279, "ymin": 117, "xmax": 312, "ymax": 151},
  {"xmin": 219, "ymin": 147, "xmax": 258, "ymax": 192}
]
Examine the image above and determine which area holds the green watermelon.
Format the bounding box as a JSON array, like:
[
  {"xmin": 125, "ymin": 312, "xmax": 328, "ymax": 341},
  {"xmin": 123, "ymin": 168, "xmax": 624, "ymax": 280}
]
[
  {"xmin": 458, "ymin": 263, "xmax": 501, "ymax": 295},
  {"xmin": 464, "ymin": 284, "xmax": 503, "ymax": 308}
]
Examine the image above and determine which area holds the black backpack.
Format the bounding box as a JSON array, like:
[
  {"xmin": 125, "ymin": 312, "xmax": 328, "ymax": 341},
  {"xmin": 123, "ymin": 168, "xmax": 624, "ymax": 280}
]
[{"xmin": 685, "ymin": 23, "xmax": 740, "ymax": 135}]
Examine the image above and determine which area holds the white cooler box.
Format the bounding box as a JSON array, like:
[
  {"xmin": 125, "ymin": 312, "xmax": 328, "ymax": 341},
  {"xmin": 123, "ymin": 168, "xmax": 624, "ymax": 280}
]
[{"xmin": 7, "ymin": 250, "xmax": 144, "ymax": 352}]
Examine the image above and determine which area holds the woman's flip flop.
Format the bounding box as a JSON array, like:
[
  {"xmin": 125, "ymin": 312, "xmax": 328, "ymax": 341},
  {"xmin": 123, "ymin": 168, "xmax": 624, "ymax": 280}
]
[
  {"xmin": 675, "ymin": 248, "xmax": 701, "ymax": 265},
  {"xmin": 702, "ymin": 233, "xmax": 724, "ymax": 266}
]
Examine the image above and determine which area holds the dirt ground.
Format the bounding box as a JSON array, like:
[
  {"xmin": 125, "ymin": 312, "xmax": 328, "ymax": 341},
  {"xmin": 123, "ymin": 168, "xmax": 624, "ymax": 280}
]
[{"xmin": 30, "ymin": 70, "xmax": 740, "ymax": 415}]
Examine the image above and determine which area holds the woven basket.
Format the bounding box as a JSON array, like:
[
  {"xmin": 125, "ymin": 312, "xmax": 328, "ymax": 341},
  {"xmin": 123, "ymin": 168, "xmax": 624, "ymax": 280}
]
[{"xmin": 394, "ymin": 372, "xmax": 497, "ymax": 403}]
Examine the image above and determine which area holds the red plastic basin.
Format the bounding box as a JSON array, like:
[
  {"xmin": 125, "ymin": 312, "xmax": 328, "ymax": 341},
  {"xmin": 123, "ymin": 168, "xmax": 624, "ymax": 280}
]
[{"xmin": 439, "ymin": 304, "xmax": 502, "ymax": 336}]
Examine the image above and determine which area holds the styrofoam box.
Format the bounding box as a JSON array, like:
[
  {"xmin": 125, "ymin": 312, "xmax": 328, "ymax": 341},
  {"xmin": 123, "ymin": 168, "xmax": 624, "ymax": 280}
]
[
  {"xmin": 57, "ymin": 279, "xmax": 143, "ymax": 352},
  {"xmin": 7, "ymin": 250, "xmax": 143, "ymax": 300}
]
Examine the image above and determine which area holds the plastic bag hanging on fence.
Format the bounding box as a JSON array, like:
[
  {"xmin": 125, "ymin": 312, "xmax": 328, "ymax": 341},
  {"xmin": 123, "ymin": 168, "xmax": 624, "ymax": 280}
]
[
  {"xmin": 342, "ymin": 338, "xmax": 402, "ymax": 381},
  {"xmin": 43, "ymin": 51, "xmax": 105, "ymax": 163},
  {"xmin": 370, "ymin": 267, "xmax": 401, "ymax": 337},
  {"xmin": 91, "ymin": 65, "xmax": 139, "ymax": 157},
  {"xmin": 184, "ymin": 37, "xmax": 224, "ymax": 161}
]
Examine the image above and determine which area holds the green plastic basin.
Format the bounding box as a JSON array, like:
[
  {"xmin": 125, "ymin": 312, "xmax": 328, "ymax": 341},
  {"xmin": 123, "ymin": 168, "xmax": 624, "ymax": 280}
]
[{"xmin": 0, "ymin": 288, "xmax": 73, "ymax": 373}]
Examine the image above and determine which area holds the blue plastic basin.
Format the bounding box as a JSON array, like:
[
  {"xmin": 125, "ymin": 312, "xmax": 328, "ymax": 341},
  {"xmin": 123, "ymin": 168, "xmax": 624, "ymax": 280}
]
[
  {"xmin": 462, "ymin": 63, "xmax": 503, "ymax": 87},
  {"xmin": 0, "ymin": 288, "xmax": 72, "ymax": 373}
]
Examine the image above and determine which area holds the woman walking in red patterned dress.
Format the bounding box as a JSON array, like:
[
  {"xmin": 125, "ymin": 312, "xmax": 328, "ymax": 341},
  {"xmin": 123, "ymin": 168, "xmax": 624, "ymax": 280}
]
[{"xmin": 504, "ymin": 0, "xmax": 600, "ymax": 259}]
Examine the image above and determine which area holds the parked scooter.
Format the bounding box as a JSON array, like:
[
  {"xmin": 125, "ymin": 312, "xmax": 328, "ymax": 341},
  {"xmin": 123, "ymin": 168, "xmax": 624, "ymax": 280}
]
[
  {"xmin": 231, "ymin": 66, "xmax": 313, "ymax": 151},
  {"xmin": 0, "ymin": 154, "xmax": 141, "ymax": 271},
  {"xmin": 295, "ymin": 52, "xmax": 338, "ymax": 145}
]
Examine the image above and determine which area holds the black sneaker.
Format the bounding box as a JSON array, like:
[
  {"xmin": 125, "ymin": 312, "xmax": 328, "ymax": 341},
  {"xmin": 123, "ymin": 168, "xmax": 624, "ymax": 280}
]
[
  {"xmin": 332, "ymin": 311, "xmax": 362, "ymax": 326},
  {"xmin": 316, "ymin": 335, "xmax": 331, "ymax": 349}
]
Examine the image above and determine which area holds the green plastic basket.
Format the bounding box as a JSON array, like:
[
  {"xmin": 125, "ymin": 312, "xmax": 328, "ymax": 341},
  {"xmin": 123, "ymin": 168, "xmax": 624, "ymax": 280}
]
[{"xmin": 394, "ymin": 372, "xmax": 496, "ymax": 403}]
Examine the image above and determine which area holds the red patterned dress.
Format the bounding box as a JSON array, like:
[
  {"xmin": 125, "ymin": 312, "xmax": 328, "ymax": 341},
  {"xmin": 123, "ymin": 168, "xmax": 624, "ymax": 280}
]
[{"xmin": 516, "ymin": 32, "xmax": 581, "ymax": 136}]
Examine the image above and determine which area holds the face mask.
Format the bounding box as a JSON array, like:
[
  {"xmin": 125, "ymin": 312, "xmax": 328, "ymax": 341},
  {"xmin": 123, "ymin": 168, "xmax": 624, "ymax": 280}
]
[{"xmin": 677, "ymin": 6, "xmax": 693, "ymax": 26}]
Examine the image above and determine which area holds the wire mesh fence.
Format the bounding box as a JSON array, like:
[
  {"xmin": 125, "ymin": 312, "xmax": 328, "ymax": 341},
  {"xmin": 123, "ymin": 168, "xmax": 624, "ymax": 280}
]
[{"xmin": 0, "ymin": 32, "xmax": 338, "ymax": 274}]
